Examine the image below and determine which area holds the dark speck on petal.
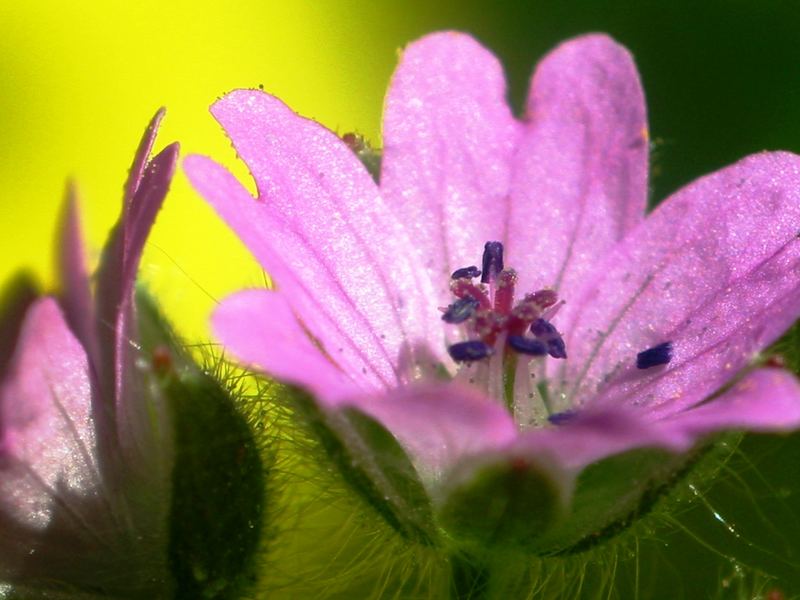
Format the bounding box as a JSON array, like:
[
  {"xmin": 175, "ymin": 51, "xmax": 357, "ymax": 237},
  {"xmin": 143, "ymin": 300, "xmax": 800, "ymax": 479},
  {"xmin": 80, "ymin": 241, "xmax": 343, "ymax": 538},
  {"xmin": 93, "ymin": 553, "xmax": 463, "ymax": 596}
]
[
  {"xmin": 548, "ymin": 410, "xmax": 578, "ymax": 425},
  {"xmin": 636, "ymin": 342, "xmax": 673, "ymax": 369}
]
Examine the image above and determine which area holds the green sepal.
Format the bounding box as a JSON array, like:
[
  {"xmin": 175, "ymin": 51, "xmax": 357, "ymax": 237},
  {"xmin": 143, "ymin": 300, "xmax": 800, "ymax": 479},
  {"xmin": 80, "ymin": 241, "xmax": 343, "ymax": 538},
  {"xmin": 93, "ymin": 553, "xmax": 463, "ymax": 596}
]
[
  {"xmin": 435, "ymin": 452, "xmax": 570, "ymax": 550},
  {"xmin": 0, "ymin": 271, "xmax": 39, "ymax": 380},
  {"xmin": 436, "ymin": 445, "xmax": 700, "ymax": 555},
  {"xmin": 135, "ymin": 289, "xmax": 267, "ymax": 599},
  {"xmin": 293, "ymin": 392, "xmax": 438, "ymax": 545},
  {"xmin": 341, "ymin": 132, "xmax": 382, "ymax": 182},
  {"xmin": 531, "ymin": 447, "xmax": 696, "ymax": 555}
]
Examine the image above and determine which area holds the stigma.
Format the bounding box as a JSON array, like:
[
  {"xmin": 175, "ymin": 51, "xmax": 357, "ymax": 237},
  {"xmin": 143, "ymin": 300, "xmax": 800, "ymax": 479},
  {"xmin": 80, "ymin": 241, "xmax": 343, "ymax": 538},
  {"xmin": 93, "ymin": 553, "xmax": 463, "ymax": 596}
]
[{"xmin": 442, "ymin": 241, "xmax": 567, "ymax": 364}]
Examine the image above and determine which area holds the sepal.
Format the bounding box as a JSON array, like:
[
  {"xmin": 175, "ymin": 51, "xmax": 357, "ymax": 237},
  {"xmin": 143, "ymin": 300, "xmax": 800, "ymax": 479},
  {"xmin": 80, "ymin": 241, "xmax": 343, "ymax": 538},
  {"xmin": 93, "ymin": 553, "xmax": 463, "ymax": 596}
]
[
  {"xmin": 435, "ymin": 451, "xmax": 571, "ymax": 550},
  {"xmin": 294, "ymin": 392, "xmax": 438, "ymax": 545},
  {"xmin": 135, "ymin": 288, "xmax": 267, "ymax": 599}
]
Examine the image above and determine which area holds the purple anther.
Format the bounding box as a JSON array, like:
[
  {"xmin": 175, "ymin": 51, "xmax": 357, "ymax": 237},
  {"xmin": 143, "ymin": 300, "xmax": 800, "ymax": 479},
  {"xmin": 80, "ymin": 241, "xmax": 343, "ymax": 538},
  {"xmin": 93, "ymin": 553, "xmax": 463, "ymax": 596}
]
[
  {"xmin": 548, "ymin": 410, "xmax": 578, "ymax": 425},
  {"xmin": 480, "ymin": 241, "xmax": 504, "ymax": 284},
  {"xmin": 451, "ymin": 265, "xmax": 482, "ymax": 280},
  {"xmin": 507, "ymin": 335, "xmax": 548, "ymax": 356},
  {"xmin": 448, "ymin": 340, "xmax": 494, "ymax": 362},
  {"xmin": 636, "ymin": 342, "xmax": 673, "ymax": 369},
  {"xmin": 441, "ymin": 297, "xmax": 480, "ymax": 324},
  {"xmin": 530, "ymin": 318, "xmax": 567, "ymax": 359}
]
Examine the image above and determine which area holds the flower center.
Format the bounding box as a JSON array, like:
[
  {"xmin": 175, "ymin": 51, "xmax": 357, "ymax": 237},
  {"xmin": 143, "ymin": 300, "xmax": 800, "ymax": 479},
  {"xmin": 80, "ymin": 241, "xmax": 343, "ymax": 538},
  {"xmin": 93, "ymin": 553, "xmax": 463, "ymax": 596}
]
[{"xmin": 441, "ymin": 241, "xmax": 568, "ymax": 424}]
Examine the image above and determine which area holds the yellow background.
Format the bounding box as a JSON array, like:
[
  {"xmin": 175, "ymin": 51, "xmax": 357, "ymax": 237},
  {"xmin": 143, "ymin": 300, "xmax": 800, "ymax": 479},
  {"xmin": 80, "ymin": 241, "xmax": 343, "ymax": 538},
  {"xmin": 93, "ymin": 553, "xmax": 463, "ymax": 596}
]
[{"xmin": 0, "ymin": 1, "xmax": 410, "ymax": 342}]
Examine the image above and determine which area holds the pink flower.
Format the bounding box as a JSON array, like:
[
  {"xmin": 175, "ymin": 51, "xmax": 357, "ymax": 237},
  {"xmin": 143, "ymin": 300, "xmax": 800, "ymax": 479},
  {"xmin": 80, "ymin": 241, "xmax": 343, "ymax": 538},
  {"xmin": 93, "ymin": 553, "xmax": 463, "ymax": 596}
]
[
  {"xmin": 0, "ymin": 112, "xmax": 179, "ymax": 592},
  {"xmin": 185, "ymin": 33, "xmax": 800, "ymax": 549}
]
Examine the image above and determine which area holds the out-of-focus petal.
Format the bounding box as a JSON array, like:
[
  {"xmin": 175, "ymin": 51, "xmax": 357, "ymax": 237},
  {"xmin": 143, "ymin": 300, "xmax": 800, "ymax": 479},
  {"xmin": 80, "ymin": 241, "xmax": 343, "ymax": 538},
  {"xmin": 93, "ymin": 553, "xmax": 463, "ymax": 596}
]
[
  {"xmin": 515, "ymin": 408, "xmax": 686, "ymax": 472},
  {"xmin": 199, "ymin": 89, "xmax": 445, "ymax": 373},
  {"xmin": 508, "ymin": 34, "xmax": 648, "ymax": 300},
  {"xmin": 663, "ymin": 368, "xmax": 800, "ymax": 434},
  {"xmin": 95, "ymin": 134, "xmax": 178, "ymax": 410},
  {"xmin": 0, "ymin": 299, "xmax": 97, "ymax": 529},
  {"xmin": 57, "ymin": 183, "xmax": 94, "ymax": 362},
  {"xmin": 381, "ymin": 31, "xmax": 521, "ymax": 305},
  {"xmin": 213, "ymin": 290, "xmax": 364, "ymax": 404},
  {"xmin": 345, "ymin": 383, "xmax": 518, "ymax": 481},
  {"xmin": 559, "ymin": 152, "xmax": 800, "ymax": 418}
]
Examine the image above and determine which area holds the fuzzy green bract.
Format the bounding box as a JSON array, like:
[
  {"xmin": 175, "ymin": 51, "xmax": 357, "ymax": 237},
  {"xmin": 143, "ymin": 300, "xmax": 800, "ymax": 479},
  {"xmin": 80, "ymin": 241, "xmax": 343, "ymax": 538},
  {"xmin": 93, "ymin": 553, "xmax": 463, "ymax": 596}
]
[{"xmin": 186, "ymin": 30, "xmax": 800, "ymax": 569}]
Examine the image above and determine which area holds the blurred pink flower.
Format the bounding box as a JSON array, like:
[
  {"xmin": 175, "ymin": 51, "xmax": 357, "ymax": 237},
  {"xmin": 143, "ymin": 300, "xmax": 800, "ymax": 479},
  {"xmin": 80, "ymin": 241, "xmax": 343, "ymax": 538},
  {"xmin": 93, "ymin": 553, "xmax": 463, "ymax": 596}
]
[
  {"xmin": 0, "ymin": 112, "xmax": 178, "ymax": 592},
  {"xmin": 186, "ymin": 33, "xmax": 800, "ymax": 504}
]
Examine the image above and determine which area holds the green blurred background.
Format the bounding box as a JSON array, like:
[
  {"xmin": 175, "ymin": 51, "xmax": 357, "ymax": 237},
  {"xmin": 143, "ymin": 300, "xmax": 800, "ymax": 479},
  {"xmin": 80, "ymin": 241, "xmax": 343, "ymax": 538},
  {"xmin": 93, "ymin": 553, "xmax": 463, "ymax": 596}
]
[{"xmin": 2, "ymin": 1, "xmax": 800, "ymax": 597}]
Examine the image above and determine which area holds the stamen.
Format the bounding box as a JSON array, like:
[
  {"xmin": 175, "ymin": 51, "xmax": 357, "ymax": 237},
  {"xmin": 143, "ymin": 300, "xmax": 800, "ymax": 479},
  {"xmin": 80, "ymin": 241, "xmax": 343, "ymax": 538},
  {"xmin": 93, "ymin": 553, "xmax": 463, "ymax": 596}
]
[
  {"xmin": 448, "ymin": 340, "xmax": 494, "ymax": 362},
  {"xmin": 530, "ymin": 318, "xmax": 567, "ymax": 359},
  {"xmin": 547, "ymin": 410, "xmax": 577, "ymax": 425},
  {"xmin": 451, "ymin": 265, "xmax": 482, "ymax": 280},
  {"xmin": 441, "ymin": 297, "xmax": 480, "ymax": 324},
  {"xmin": 636, "ymin": 342, "xmax": 673, "ymax": 369},
  {"xmin": 507, "ymin": 335, "xmax": 548, "ymax": 356},
  {"xmin": 450, "ymin": 279, "xmax": 492, "ymax": 310},
  {"xmin": 480, "ymin": 241, "xmax": 504, "ymax": 284}
]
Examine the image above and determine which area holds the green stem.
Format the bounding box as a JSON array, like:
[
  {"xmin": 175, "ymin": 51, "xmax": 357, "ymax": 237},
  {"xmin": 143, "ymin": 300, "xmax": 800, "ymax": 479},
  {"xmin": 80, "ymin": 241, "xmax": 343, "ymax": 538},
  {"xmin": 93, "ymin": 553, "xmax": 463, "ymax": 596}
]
[{"xmin": 450, "ymin": 554, "xmax": 490, "ymax": 600}]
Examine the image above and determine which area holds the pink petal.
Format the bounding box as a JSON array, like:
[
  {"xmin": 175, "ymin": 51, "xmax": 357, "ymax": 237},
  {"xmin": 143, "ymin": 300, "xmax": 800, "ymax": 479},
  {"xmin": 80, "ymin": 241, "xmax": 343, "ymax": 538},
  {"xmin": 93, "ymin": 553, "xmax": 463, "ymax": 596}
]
[
  {"xmin": 508, "ymin": 34, "xmax": 648, "ymax": 299},
  {"xmin": 514, "ymin": 368, "xmax": 800, "ymax": 475},
  {"xmin": 212, "ymin": 290, "xmax": 364, "ymax": 404},
  {"xmin": 344, "ymin": 383, "xmax": 518, "ymax": 480},
  {"xmin": 663, "ymin": 368, "xmax": 800, "ymax": 435},
  {"xmin": 95, "ymin": 128, "xmax": 178, "ymax": 407},
  {"xmin": 0, "ymin": 299, "xmax": 98, "ymax": 530},
  {"xmin": 123, "ymin": 107, "xmax": 166, "ymax": 209},
  {"xmin": 520, "ymin": 368, "xmax": 800, "ymax": 473},
  {"xmin": 515, "ymin": 408, "xmax": 686, "ymax": 472},
  {"xmin": 381, "ymin": 32, "xmax": 521, "ymax": 304},
  {"xmin": 185, "ymin": 155, "xmax": 397, "ymax": 389},
  {"xmin": 56, "ymin": 183, "xmax": 95, "ymax": 363},
  {"xmin": 188, "ymin": 90, "xmax": 446, "ymax": 380},
  {"xmin": 559, "ymin": 152, "xmax": 800, "ymax": 418}
]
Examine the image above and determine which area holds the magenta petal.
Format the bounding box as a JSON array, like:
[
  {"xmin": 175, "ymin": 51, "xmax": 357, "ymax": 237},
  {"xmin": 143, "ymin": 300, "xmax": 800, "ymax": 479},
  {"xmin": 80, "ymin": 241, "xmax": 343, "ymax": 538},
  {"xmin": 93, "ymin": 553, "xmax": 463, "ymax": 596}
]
[
  {"xmin": 185, "ymin": 155, "xmax": 400, "ymax": 388},
  {"xmin": 508, "ymin": 34, "xmax": 648, "ymax": 299},
  {"xmin": 664, "ymin": 368, "xmax": 800, "ymax": 435},
  {"xmin": 516, "ymin": 408, "xmax": 687, "ymax": 472},
  {"xmin": 213, "ymin": 290, "xmax": 364, "ymax": 405},
  {"xmin": 95, "ymin": 127, "xmax": 178, "ymax": 407},
  {"xmin": 381, "ymin": 32, "xmax": 521, "ymax": 303},
  {"xmin": 121, "ymin": 143, "xmax": 180, "ymax": 294},
  {"xmin": 344, "ymin": 383, "xmax": 517, "ymax": 479},
  {"xmin": 0, "ymin": 299, "xmax": 97, "ymax": 529},
  {"xmin": 57, "ymin": 183, "xmax": 95, "ymax": 363},
  {"xmin": 123, "ymin": 107, "xmax": 166, "ymax": 208},
  {"xmin": 199, "ymin": 90, "xmax": 446, "ymax": 372},
  {"xmin": 519, "ymin": 369, "xmax": 800, "ymax": 474},
  {"xmin": 560, "ymin": 152, "xmax": 800, "ymax": 417}
]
